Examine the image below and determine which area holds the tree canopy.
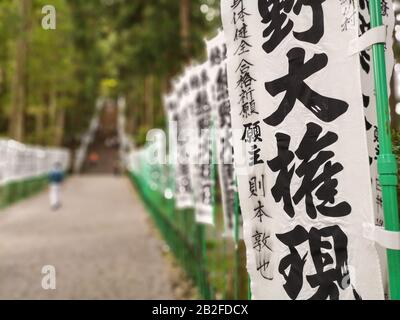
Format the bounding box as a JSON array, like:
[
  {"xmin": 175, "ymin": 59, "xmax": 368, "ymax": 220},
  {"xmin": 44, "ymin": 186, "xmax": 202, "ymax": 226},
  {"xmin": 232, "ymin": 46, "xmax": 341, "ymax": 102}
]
[{"xmin": 0, "ymin": 0, "xmax": 221, "ymax": 147}]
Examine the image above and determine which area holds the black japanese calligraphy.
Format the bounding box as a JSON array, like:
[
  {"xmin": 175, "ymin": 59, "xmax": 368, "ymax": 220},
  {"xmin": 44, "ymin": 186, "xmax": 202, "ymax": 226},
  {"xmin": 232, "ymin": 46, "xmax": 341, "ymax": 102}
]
[
  {"xmin": 249, "ymin": 144, "xmax": 264, "ymax": 166},
  {"xmin": 253, "ymin": 229, "xmax": 272, "ymax": 252},
  {"xmin": 267, "ymin": 132, "xmax": 296, "ymax": 217},
  {"xmin": 234, "ymin": 39, "xmax": 252, "ymax": 56},
  {"xmin": 263, "ymin": 48, "xmax": 349, "ymax": 126},
  {"xmin": 277, "ymin": 225, "xmax": 361, "ymax": 300},
  {"xmin": 340, "ymin": 0, "xmax": 357, "ymax": 32},
  {"xmin": 254, "ymin": 200, "xmax": 271, "ymax": 222},
  {"xmin": 236, "ymin": 59, "xmax": 258, "ymax": 118},
  {"xmin": 254, "ymin": 228, "xmax": 274, "ymax": 280},
  {"xmin": 359, "ymin": 0, "xmax": 371, "ymax": 73},
  {"xmin": 268, "ymin": 123, "xmax": 352, "ymax": 219},
  {"xmin": 258, "ymin": 0, "xmax": 326, "ymax": 54},
  {"xmin": 232, "ymin": 0, "xmax": 250, "ymax": 23},
  {"xmin": 249, "ymin": 174, "xmax": 266, "ymax": 198},
  {"xmin": 242, "ymin": 121, "xmax": 262, "ymax": 143}
]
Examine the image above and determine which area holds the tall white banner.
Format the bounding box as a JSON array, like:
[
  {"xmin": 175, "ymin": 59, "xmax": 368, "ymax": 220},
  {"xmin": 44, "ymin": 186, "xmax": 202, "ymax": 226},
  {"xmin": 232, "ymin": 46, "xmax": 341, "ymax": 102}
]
[
  {"xmin": 164, "ymin": 92, "xmax": 180, "ymax": 199},
  {"xmin": 358, "ymin": 0, "xmax": 395, "ymax": 296},
  {"xmin": 222, "ymin": 0, "xmax": 385, "ymax": 299},
  {"xmin": 358, "ymin": 0, "xmax": 394, "ymax": 226},
  {"xmin": 172, "ymin": 74, "xmax": 194, "ymax": 209},
  {"xmin": 186, "ymin": 64, "xmax": 215, "ymax": 225},
  {"xmin": 207, "ymin": 31, "xmax": 239, "ymax": 236}
]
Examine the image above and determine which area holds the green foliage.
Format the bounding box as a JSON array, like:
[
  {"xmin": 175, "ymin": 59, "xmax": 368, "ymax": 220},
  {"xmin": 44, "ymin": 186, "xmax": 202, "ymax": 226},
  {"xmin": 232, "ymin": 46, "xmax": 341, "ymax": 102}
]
[
  {"xmin": 0, "ymin": 0, "xmax": 17, "ymax": 133},
  {"xmin": 135, "ymin": 124, "xmax": 152, "ymax": 147},
  {"xmin": 0, "ymin": 0, "xmax": 220, "ymax": 146}
]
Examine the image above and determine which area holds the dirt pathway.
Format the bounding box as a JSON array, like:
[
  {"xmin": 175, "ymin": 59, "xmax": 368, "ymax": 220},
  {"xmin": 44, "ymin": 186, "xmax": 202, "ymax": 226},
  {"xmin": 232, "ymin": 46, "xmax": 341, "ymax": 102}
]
[{"xmin": 0, "ymin": 176, "xmax": 174, "ymax": 299}]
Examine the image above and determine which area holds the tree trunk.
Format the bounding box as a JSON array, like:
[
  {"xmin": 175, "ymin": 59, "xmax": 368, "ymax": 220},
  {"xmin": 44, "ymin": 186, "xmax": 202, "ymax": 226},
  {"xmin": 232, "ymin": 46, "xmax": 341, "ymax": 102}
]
[
  {"xmin": 49, "ymin": 85, "xmax": 57, "ymax": 128},
  {"xmin": 35, "ymin": 106, "xmax": 44, "ymax": 144},
  {"xmin": 0, "ymin": 67, "xmax": 8, "ymax": 122},
  {"xmin": 9, "ymin": 0, "xmax": 31, "ymax": 142},
  {"xmin": 159, "ymin": 75, "xmax": 168, "ymax": 123},
  {"xmin": 54, "ymin": 106, "xmax": 65, "ymax": 146},
  {"xmin": 180, "ymin": 0, "xmax": 190, "ymax": 61},
  {"xmin": 125, "ymin": 90, "xmax": 135, "ymax": 135},
  {"xmin": 144, "ymin": 75, "xmax": 154, "ymax": 127}
]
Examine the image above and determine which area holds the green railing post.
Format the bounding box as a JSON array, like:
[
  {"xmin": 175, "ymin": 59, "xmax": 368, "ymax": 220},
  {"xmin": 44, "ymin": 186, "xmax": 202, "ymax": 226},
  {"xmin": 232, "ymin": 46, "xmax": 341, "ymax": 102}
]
[
  {"xmin": 247, "ymin": 275, "xmax": 252, "ymax": 300},
  {"xmin": 233, "ymin": 190, "xmax": 240, "ymax": 300},
  {"xmin": 197, "ymin": 223, "xmax": 211, "ymax": 299},
  {"xmin": 210, "ymin": 119, "xmax": 218, "ymax": 300},
  {"xmin": 369, "ymin": 0, "xmax": 400, "ymax": 300},
  {"xmin": 222, "ymin": 236, "xmax": 228, "ymax": 300}
]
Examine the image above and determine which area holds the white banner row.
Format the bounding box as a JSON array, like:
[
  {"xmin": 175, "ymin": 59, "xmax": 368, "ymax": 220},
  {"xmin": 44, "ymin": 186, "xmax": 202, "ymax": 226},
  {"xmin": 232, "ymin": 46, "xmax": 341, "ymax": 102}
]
[
  {"xmin": 0, "ymin": 139, "xmax": 70, "ymax": 185},
  {"xmin": 152, "ymin": 0, "xmax": 395, "ymax": 300}
]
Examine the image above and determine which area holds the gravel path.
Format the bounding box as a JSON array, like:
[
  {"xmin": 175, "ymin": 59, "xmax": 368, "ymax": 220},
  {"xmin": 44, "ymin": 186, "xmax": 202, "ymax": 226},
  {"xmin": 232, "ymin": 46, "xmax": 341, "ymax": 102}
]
[{"xmin": 0, "ymin": 176, "xmax": 175, "ymax": 300}]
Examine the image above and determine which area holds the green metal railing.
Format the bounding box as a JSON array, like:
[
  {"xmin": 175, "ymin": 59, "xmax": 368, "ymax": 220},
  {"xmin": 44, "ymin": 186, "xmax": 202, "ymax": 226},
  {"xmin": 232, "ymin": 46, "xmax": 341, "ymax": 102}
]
[
  {"xmin": 0, "ymin": 175, "xmax": 49, "ymax": 210},
  {"xmin": 128, "ymin": 169, "xmax": 249, "ymax": 300}
]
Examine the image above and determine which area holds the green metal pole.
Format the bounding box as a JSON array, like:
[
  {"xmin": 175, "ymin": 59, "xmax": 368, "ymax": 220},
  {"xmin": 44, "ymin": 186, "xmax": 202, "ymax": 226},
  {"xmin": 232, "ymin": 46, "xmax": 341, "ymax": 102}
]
[
  {"xmin": 369, "ymin": 0, "xmax": 400, "ymax": 300},
  {"xmin": 210, "ymin": 119, "xmax": 218, "ymax": 300},
  {"xmin": 222, "ymin": 236, "xmax": 228, "ymax": 300},
  {"xmin": 233, "ymin": 190, "xmax": 240, "ymax": 300},
  {"xmin": 198, "ymin": 224, "xmax": 211, "ymax": 299},
  {"xmin": 247, "ymin": 275, "xmax": 252, "ymax": 300}
]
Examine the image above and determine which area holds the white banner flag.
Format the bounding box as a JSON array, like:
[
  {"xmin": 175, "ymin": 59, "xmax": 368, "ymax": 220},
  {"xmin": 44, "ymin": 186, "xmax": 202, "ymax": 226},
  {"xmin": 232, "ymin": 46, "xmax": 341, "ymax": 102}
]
[
  {"xmin": 222, "ymin": 0, "xmax": 385, "ymax": 299},
  {"xmin": 171, "ymin": 74, "xmax": 194, "ymax": 209},
  {"xmin": 186, "ymin": 64, "xmax": 215, "ymax": 225},
  {"xmin": 358, "ymin": 0, "xmax": 395, "ymax": 296},
  {"xmin": 207, "ymin": 31, "xmax": 240, "ymax": 236},
  {"xmin": 358, "ymin": 0, "xmax": 394, "ymax": 227},
  {"xmin": 164, "ymin": 92, "xmax": 180, "ymax": 196}
]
